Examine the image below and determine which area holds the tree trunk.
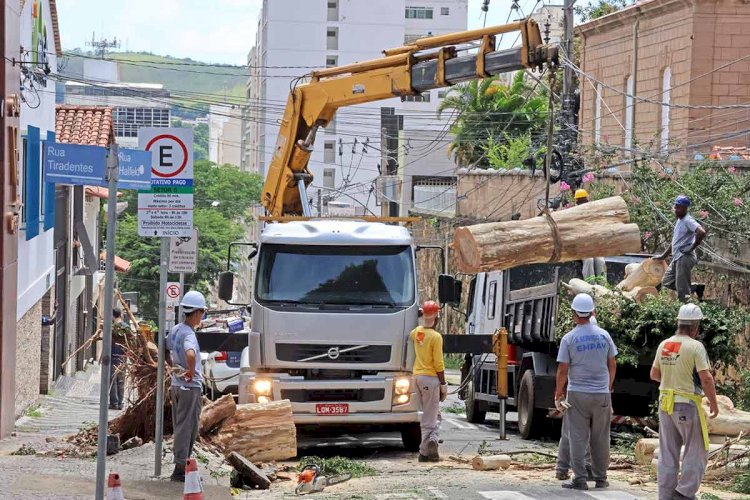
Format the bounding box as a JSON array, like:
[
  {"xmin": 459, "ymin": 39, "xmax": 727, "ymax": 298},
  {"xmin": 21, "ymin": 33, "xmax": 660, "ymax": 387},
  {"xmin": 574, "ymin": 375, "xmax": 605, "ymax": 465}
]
[
  {"xmin": 622, "ymin": 286, "xmax": 659, "ymax": 303},
  {"xmin": 452, "ymin": 196, "xmax": 641, "ymax": 273},
  {"xmin": 215, "ymin": 400, "xmax": 297, "ymax": 462},
  {"xmin": 562, "ymin": 279, "xmax": 656, "ymax": 304},
  {"xmin": 617, "ymin": 258, "xmax": 667, "ymax": 291},
  {"xmin": 635, "ymin": 438, "xmax": 660, "ymax": 465},
  {"xmin": 471, "ymin": 454, "xmax": 512, "ymax": 471},
  {"xmin": 200, "ymin": 394, "xmax": 236, "ymax": 435},
  {"xmin": 702, "ymin": 395, "xmax": 750, "ymax": 437}
]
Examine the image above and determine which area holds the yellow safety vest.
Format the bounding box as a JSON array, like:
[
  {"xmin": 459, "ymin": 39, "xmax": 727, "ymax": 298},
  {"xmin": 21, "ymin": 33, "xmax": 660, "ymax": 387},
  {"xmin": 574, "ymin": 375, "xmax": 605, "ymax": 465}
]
[{"xmin": 659, "ymin": 389, "xmax": 710, "ymax": 451}]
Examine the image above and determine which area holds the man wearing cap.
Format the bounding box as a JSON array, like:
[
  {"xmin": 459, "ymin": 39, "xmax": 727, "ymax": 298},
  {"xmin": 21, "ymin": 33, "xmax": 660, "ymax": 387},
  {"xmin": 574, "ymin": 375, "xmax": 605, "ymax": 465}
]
[
  {"xmin": 575, "ymin": 189, "xmax": 606, "ymax": 279},
  {"xmin": 656, "ymin": 195, "xmax": 706, "ymax": 302},
  {"xmin": 651, "ymin": 304, "xmax": 719, "ymax": 500},
  {"xmin": 555, "ymin": 294, "xmax": 617, "ymax": 491},
  {"xmin": 410, "ymin": 300, "xmax": 447, "ymax": 462},
  {"xmin": 166, "ymin": 290, "xmax": 207, "ymax": 482}
]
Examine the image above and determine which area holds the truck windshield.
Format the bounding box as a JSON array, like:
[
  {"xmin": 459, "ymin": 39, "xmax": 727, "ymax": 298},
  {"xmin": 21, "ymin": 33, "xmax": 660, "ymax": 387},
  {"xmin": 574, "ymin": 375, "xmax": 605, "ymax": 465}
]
[{"xmin": 256, "ymin": 244, "xmax": 415, "ymax": 307}]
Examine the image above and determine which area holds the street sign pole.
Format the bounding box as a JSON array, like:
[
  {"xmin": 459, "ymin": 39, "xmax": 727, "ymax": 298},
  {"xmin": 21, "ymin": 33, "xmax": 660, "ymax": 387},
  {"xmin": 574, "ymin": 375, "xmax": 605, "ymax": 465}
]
[
  {"xmin": 178, "ymin": 272, "xmax": 185, "ymax": 319},
  {"xmin": 154, "ymin": 238, "xmax": 169, "ymax": 476},
  {"xmin": 95, "ymin": 145, "xmax": 120, "ymax": 500}
]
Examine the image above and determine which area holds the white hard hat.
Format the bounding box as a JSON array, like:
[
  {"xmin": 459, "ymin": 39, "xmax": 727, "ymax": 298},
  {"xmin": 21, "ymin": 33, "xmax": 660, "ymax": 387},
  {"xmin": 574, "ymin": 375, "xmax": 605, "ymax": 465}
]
[
  {"xmin": 677, "ymin": 303, "xmax": 703, "ymax": 322},
  {"xmin": 571, "ymin": 293, "xmax": 595, "ymax": 314},
  {"xmin": 181, "ymin": 290, "xmax": 207, "ymax": 312},
  {"xmin": 590, "ymin": 316, "xmax": 598, "ymax": 326}
]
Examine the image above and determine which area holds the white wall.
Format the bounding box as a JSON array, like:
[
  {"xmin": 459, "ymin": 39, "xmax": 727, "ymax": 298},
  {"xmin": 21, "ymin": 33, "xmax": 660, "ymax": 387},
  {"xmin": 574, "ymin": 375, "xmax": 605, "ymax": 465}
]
[
  {"xmin": 17, "ymin": 0, "xmax": 58, "ymax": 320},
  {"xmin": 248, "ymin": 0, "xmax": 467, "ymax": 214}
]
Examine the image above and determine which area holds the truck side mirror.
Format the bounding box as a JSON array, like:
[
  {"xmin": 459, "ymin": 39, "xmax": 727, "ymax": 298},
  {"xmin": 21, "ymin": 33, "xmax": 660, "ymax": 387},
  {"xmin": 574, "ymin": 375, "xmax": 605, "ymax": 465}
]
[
  {"xmin": 218, "ymin": 272, "xmax": 235, "ymax": 302},
  {"xmin": 438, "ymin": 274, "xmax": 461, "ymax": 305}
]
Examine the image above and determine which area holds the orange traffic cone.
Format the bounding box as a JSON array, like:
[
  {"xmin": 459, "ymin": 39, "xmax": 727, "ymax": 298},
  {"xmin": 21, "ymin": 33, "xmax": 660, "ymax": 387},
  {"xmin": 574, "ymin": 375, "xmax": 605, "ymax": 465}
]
[
  {"xmin": 183, "ymin": 458, "xmax": 204, "ymax": 499},
  {"xmin": 106, "ymin": 472, "xmax": 125, "ymax": 500}
]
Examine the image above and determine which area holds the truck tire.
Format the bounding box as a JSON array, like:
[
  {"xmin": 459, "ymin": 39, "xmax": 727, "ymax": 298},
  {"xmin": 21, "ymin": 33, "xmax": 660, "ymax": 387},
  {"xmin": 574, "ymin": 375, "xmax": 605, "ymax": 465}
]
[
  {"xmin": 517, "ymin": 370, "xmax": 545, "ymax": 439},
  {"xmin": 401, "ymin": 423, "xmax": 422, "ymax": 452},
  {"xmin": 465, "ymin": 379, "xmax": 486, "ymax": 424}
]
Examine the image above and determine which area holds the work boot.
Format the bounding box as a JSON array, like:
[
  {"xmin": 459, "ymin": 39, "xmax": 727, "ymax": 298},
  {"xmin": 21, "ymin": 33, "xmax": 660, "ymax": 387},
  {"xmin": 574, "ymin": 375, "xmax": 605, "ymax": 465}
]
[
  {"xmin": 170, "ymin": 463, "xmax": 185, "ymax": 482},
  {"xmin": 586, "ymin": 467, "xmax": 594, "ymax": 481},
  {"xmin": 561, "ymin": 479, "xmax": 589, "ymax": 490},
  {"xmin": 418, "ymin": 453, "xmax": 439, "ymax": 463},
  {"xmin": 595, "ymin": 480, "xmax": 610, "ymax": 489},
  {"xmin": 426, "ymin": 439, "xmax": 439, "ymax": 461},
  {"xmin": 673, "ymin": 492, "xmax": 695, "ymax": 500},
  {"xmin": 555, "ymin": 470, "xmax": 569, "ymax": 480}
]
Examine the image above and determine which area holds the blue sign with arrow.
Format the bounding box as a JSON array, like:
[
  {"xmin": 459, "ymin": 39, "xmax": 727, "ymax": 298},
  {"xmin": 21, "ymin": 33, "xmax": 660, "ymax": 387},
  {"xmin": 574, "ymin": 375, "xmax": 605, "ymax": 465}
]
[
  {"xmin": 117, "ymin": 148, "xmax": 151, "ymax": 191},
  {"xmin": 43, "ymin": 142, "xmax": 107, "ymax": 187}
]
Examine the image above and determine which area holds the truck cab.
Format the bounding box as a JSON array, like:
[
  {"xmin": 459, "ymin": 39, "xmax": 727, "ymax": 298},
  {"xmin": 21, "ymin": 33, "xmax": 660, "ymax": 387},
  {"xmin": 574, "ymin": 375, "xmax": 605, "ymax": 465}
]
[{"xmin": 238, "ymin": 220, "xmax": 423, "ymax": 450}]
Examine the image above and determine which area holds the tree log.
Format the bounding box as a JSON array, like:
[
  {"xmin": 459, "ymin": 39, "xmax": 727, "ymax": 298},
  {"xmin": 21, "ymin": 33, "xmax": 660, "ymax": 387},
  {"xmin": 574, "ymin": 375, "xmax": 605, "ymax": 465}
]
[
  {"xmin": 562, "ymin": 280, "xmax": 656, "ymax": 304},
  {"xmin": 635, "ymin": 438, "xmax": 660, "ymax": 465},
  {"xmin": 215, "ymin": 400, "xmax": 297, "ymax": 462},
  {"xmin": 227, "ymin": 451, "xmax": 271, "ymax": 490},
  {"xmin": 702, "ymin": 395, "xmax": 750, "ymax": 437},
  {"xmin": 617, "ymin": 258, "xmax": 667, "ymax": 291},
  {"xmin": 624, "ymin": 263, "xmax": 639, "ymax": 278},
  {"xmin": 471, "ymin": 454, "xmax": 512, "ymax": 471},
  {"xmin": 200, "ymin": 394, "xmax": 236, "ymax": 435},
  {"xmin": 453, "ymin": 196, "xmax": 641, "ymax": 273},
  {"xmin": 622, "ymin": 286, "xmax": 659, "ymax": 303}
]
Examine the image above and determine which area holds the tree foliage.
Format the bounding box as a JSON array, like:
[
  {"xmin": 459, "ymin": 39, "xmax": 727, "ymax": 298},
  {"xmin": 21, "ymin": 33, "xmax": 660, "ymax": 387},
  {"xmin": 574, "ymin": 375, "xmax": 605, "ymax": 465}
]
[
  {"xmin": 115, "ymin": 161, "xmax": 263, "ymax": 320},
  {"xmin": 574, "ymin": 0, "xmax": 631, "ymax": 22},
  {"xmin": 557, "ymin": 291, "xmax": 746, "ymax": 370},
  {"xmin": 437, "ymin": 72, "xmax": 547, "ymax": 167}
]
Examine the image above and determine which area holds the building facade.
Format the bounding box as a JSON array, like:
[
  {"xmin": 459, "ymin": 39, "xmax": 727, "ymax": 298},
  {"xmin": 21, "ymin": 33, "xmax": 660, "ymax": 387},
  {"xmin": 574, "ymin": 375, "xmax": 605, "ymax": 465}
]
[
  {"xmin": 577, "ymin": 0, "xmax": 750, "ymax": 163},
  {"xmin": 242, "ymin": 0, "xmax": 468, "ymax": 214},
  {"xmin": 209, "ymin": 104, "xmax": 242, "ymax": 166}
]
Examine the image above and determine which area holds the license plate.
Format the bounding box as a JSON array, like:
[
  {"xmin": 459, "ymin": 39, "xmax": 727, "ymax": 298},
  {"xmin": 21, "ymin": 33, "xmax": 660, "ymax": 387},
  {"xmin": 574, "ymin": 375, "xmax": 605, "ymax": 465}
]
[{"xmin": 316, "ymin": 403, "xmax": 349, "ymax": 415}]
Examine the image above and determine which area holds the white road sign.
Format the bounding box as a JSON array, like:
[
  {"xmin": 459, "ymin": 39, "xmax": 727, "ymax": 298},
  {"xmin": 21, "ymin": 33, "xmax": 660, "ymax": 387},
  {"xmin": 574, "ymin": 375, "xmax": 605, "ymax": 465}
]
[
  {"xmin": 165, "ymin": 281, "xmax": 182, "ymax": 308},
  {"xmin": 169, "ymin": 229, "xmax": 198, "ymax": 273},
  {"xmin": 137, "ymin": 128, "xmax": 194, "ymax": 237}
]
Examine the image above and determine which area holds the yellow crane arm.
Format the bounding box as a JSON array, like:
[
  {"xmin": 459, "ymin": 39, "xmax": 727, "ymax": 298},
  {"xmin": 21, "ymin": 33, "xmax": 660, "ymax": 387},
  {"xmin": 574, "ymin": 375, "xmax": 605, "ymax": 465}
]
[{"xmin": 261, "ymin": 19, "xmax": 557, "ymax": 217}]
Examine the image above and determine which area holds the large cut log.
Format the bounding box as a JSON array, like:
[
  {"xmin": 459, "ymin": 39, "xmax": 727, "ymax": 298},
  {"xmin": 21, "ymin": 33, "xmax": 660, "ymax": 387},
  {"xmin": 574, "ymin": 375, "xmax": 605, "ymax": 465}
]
[
  {"xmin": 635, "ymin": 438, "xmax": 660, "ymax": 465},
  {"xmin": 200, "ymin": 394, "xmax": 237, "ymax": 435},
  {"xmin": 622, "ymin": 286, "xmax": 659, "ymax": 303},
  {"xmin": 471, "ymin": 454, "xmax": 512, "ymax": 471},
  {"xmin": 215, "ymin": 400, "xmax": 297, "ymax": 462},
  {"xmin": 701, "ymin": 395, "xmax": 750, "ymax": 437},
  {"xmin": 617, "ymin": 258, "xmax": 668, "ymax": 291},
  {"xmin": 453, "ymin": 196, "xmax": 641, "ymax": 273},
  {"xmin": 562, "ymin": 279, "xmax": 657, "ymax": 305}
]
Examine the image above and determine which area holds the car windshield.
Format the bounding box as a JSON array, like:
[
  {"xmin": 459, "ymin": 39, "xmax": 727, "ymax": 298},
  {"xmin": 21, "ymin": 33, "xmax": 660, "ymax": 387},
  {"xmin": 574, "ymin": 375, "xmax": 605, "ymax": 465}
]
[{"xmin": 255, "ymin": 244, "xmax": 415, "ymax": 307}]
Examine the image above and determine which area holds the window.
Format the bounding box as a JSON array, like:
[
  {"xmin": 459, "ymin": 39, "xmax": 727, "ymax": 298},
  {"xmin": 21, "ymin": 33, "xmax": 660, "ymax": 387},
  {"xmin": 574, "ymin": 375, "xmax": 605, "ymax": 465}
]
[
  {"xmin": 487, "ymin": 280, "xmax": 497, "ymax": 320},
  {"xmin": 661, "ymin": 67, "xmax": 671, "ymax": 155},
  {"xmin": 403, "ymin": 93, "xmax": 431, "ymax": 103},
  {"xmin": 441, "ymin": 7, "xmax": 450, "ymax": 15},
  {"xmin": 326, "ymin": 55, "xmax": 338, "ymax": 68},
  {"xmin": 404, "ymin": 33, "xmax": 424, "ymax": 44},
  {"xmin": 405, "ymin": 7, "xmax": 433, "ymax": 19},
  {"xmin": 323, "ymin": 167, "xmax": 336, "ymax": 189},
  {"xmin": 113, "ymin": 107, "xmax": 171, "ymax": 137},
  {"xmin": 437, "ymin": 90, "xmax": 448, "ymax": 99},
  {"xmin": 327, "ymin": 1, "xmax": 338, "ymax": 21},
  {"xmin": 324, "ymin": 141, "xmax": 336, "ymax": 163},
  {"xmin": 594, "ymin": 82, "xmax": 602, "ymax": 146},
  {"xmin": 624, "ymin": 75, "xmax": 634, "ymax": 155},
  {"xmin": 326, "ymin": 27, "xmax": 338, "ymax": 50}
]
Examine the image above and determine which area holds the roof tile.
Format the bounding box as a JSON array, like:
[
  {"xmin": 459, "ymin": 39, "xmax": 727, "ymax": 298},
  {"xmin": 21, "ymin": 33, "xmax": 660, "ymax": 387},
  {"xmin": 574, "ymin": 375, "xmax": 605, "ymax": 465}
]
[{"xmin": 55, "ymin": 105, "xmax": 114, "ymax": 147}]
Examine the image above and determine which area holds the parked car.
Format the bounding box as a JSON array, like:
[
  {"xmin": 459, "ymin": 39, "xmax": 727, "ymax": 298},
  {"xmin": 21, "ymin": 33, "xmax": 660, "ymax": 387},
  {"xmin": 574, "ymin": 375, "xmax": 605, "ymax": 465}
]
[{"xmin": 202, "ymin": 328, "xmax": 246, "ymax": 399}]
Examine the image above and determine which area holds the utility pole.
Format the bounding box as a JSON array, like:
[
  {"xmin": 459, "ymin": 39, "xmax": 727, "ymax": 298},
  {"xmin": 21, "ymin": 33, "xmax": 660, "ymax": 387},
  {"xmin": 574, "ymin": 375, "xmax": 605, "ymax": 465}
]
[{"xmin": 560, "ymin": 0, "xmax": 577, "ymax": 165}]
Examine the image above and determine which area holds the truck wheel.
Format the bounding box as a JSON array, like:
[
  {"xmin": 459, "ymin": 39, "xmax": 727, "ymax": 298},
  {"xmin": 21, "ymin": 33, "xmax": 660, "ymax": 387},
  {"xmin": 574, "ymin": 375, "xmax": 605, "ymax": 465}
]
[
  {"xmin": 400, "ymin": 423, "xmax": 422, "ymax": 452},
  {"xmin": 518, "ymin": 370, "xmax": 545, "ymax": 439},
  {"xmin": 465, "ymin": 379, "xmax": 486, "ymax": 424}
]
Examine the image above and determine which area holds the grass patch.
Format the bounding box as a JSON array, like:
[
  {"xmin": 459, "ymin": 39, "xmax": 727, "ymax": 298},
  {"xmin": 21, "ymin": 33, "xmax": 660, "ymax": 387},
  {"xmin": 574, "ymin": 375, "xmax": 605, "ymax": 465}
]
[
  {"xmin": 443, "ymin": 403, "xmax": 465, "ymax": 414},
  {"xmin": 443, "ymin": 354, "xmax": 463, "ymax": 371},
  {"xmin": 701, "ymin": 494, "xmax": 721, "ymax": 500},
  {"xmin": 298, "ymin": 456, "xmax": 377, "ymax": 478},
  {"xmin": 730, "ymin": 471, "xmax": 750, "ymax": 494},
  {"xmin": 11, "ymin": 443, "xmax": 36, "ymax": 456},
  {"xmin": 25, "ymin": 404, "xmax": 42, "ymax": 418}
]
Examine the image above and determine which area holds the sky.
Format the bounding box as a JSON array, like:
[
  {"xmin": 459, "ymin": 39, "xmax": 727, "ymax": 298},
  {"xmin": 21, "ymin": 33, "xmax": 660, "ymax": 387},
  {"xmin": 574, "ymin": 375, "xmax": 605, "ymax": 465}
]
[{"xmin": 56, "ymin": 0, "xmax": 553, "ymax": 65}]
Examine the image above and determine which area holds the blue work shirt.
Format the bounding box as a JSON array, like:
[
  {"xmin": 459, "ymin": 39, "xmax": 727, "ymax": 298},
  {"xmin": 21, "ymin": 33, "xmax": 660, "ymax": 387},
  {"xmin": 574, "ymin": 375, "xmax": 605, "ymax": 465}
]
[
  {"xmin": 166, "ymin": 323, "xmax": 203, "ymax": 389},
  {"xmin": 557, "ymin": 322, "xmax": 617, "ymax": 394},
  {"xmin": 671, "ymin": 214, "xmax": 700, "ymax": 261}
]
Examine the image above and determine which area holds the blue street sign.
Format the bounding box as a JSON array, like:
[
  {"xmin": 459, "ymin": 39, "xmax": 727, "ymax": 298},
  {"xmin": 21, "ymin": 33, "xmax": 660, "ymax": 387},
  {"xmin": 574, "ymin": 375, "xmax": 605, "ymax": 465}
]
[
  {"xmin": 118, "ymin": 148, "xmax": 152, "ymax": 191},
  {"xmin": 43, "ymin": 142, "xmax": 107, "ymax": 186}
]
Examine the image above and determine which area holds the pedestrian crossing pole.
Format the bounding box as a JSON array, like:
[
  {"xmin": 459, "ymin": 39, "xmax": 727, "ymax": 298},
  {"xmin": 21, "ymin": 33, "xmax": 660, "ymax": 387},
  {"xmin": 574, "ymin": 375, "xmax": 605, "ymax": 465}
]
[
  {"xmin": 153, "ymin": 238, "xmax": 169, "ymax": 476},
  {"xmin": 95, "ymin": 145, "xmax": 119, "ymax": 500}
]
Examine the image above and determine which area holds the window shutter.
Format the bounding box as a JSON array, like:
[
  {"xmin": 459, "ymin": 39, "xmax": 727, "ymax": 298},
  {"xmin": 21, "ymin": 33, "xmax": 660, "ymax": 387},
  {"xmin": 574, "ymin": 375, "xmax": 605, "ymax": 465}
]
[
  {"xmin": 44, "ymin": 130, "xmax": 56, "ymax": 231},
  {"xmin": 25, "ymin": 125, "xmax": 41, "ymax": 240}
]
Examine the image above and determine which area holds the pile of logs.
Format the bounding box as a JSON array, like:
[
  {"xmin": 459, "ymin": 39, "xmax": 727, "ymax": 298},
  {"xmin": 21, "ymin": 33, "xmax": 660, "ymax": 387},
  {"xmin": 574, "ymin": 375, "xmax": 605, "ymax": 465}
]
[
  {"xmin": 561, "ymin": 257, "xmax": 667, "ymax": 304},
  {"xmin": 452, "ymin": 196, "xmax": 641, "ymax": 273}
]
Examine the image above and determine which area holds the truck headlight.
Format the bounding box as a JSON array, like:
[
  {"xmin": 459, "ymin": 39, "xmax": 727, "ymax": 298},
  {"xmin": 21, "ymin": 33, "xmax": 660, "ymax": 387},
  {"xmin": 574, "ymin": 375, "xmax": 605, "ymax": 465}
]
[
  {"xmin": 394, "ymin": 377, "xmax": 411, "ymax": 396},
  {"xmin": 395, "ymin": 394, "xmax": 409, "ymax": 404},
  {"xmin": 253, "ymin": 379, "xmax": 272, "ymax": 396}
]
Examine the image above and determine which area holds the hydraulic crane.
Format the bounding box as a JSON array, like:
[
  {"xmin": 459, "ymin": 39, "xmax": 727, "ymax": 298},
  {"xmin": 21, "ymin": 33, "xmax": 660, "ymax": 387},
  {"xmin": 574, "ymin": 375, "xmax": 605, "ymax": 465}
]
[{"xmin": 261, "ymin": 19, "xmax": 558, "ymax": 217}]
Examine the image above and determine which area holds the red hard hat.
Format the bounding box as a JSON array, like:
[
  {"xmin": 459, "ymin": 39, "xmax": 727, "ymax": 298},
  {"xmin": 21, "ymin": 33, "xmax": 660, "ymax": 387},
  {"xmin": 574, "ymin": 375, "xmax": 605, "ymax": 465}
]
[{"xmin": 422, "ymin": 300, "xmax": 440, "ymax": 315}]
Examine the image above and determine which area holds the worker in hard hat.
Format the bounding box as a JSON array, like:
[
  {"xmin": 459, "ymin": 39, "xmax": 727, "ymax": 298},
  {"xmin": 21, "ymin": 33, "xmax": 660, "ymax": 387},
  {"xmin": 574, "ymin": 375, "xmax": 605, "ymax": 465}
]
[
  {"xmin": 656, "ymin": 195, "xmax": 707, "ymax": 303},
  {"xmin": 555, "ymin": 294, "xmax": 617, "ymax": 491},
  {"xmin": 575, "ymin": 189, "xmax": 606, "ymax": 279},
  {"xmin": 410, "ymin": 300, "xmax": 447, "ymax": 462},
  {"xmin": 651, "ymin": 304, "xmax": 719, "ymax": 500},
  {"xmin": 166, "ymin": 290, "xmax": 207, "ymax": 482}
]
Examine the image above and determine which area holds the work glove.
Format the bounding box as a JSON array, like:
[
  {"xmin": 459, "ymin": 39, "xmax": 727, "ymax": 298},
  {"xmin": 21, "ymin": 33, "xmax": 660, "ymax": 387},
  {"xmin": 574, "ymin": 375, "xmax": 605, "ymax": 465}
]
[
  {"xmin": 439, "ymin": 384, "xmax": 448, "ymax": 402},
  {"xmin": 555, "ymin": 398, "xmax": 571, "ymax": 414}
]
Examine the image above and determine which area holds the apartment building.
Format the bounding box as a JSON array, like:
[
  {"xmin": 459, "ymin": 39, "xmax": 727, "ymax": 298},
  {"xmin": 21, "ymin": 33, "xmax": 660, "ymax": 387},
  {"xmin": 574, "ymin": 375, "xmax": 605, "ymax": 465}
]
[{"xmin": 242, "ymin": 0, "xmax": 468, "ymax": 214}]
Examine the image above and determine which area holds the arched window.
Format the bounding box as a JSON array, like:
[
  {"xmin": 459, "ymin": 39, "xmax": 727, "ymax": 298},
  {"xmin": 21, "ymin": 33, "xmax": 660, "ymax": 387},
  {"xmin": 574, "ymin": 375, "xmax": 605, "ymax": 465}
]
[
  {"xmin": 594, "ymin": 82, "xmax": 602, "ymax": 145},
  {"xmin": 624, "ymin": 75, "xmax": 634, "ymax": 155},
  {"xmin": 661, "ymin": 67, "xmax": 671, "ymax": 155}
]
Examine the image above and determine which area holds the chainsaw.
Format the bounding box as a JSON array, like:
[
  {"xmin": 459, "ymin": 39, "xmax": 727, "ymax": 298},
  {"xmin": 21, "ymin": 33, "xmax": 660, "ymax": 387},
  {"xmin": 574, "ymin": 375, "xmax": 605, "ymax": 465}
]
[{"xmin": 295, "ymin": 464, "xmax": 352, "ymax": 495}]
